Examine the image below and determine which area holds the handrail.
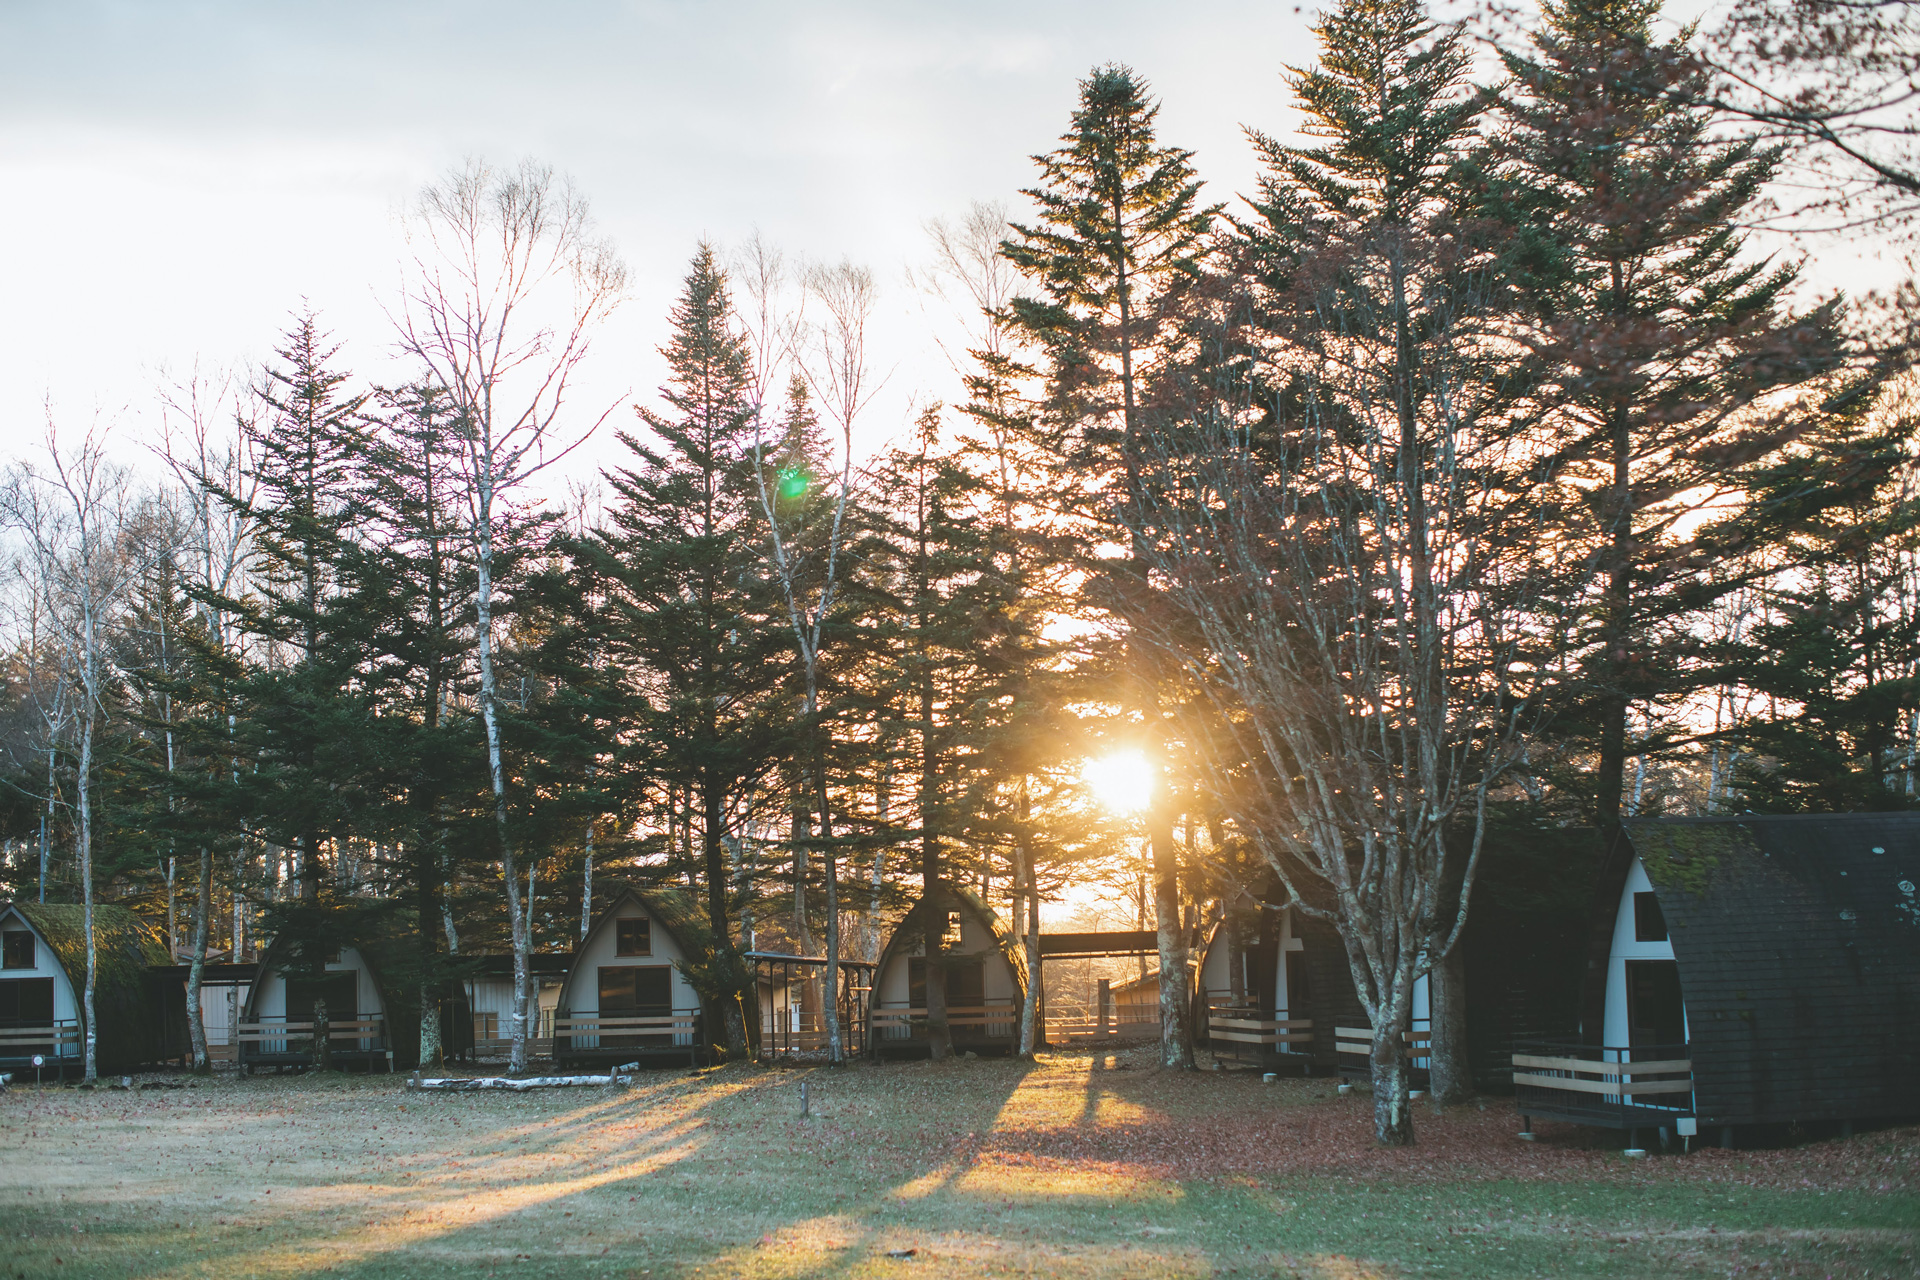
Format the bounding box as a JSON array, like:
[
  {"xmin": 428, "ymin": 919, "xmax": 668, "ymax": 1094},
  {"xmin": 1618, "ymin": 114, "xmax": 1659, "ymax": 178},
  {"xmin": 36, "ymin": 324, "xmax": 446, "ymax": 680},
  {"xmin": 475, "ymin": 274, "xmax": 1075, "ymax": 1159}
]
[{"xmin": 1510, "ymin": 1043, "xmax": 1693, "ymax": 1101}]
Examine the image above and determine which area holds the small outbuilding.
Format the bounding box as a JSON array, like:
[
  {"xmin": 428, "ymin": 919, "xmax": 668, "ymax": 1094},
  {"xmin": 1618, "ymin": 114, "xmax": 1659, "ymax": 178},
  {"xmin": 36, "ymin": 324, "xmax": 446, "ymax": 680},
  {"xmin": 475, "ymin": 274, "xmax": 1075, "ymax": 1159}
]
[
  {"xmin": 869, "ymin": 887, "xmax": 1027, "ymax": 1058},
  {"xmin": 554, "ymin": 886, "xmax": 711, "ymax": 1069},
  {"xmin": 0, "ymin": 902, "xmax": 180, "ymax": 1076},
  {"xmin": 1514, "ymin": 815, "xmax": 1920, "ymax": 1145}
]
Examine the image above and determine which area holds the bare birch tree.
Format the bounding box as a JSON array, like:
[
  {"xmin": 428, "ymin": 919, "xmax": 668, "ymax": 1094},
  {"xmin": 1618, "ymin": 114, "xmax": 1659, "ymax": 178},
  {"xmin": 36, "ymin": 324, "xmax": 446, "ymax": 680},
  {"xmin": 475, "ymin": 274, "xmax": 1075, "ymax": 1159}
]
[
  {"xmin": 750, "ymin": 259, "xmax": 878, "ymax": 1065},
  {"xmin": 3, "ymin": 418, "xmax": 138, "ymax": 1083},
  {"xmin": 393, "ymin": 157, "xmax": 626, "ymax": 1073},
  {"xmin": 158, "ymin": 365, "xmax": 259, "ymax": 1072}
]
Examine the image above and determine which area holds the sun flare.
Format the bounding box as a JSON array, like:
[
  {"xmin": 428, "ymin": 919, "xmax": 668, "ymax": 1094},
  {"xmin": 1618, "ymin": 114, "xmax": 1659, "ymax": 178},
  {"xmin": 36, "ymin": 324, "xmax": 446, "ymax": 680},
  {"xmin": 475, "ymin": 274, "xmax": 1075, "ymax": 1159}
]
[{"xmin": 1082, "ymin": 750, "xmax": 1155, "ymax": 815}]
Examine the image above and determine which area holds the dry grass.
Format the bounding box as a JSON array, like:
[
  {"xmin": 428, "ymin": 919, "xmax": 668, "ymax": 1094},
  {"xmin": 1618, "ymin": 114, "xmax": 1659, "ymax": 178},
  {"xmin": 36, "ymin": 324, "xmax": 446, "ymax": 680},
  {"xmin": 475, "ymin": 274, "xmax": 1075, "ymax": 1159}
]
[{"xmin": 1, "ymin": 1047, "xmax": 1915, "ymax": 1278}]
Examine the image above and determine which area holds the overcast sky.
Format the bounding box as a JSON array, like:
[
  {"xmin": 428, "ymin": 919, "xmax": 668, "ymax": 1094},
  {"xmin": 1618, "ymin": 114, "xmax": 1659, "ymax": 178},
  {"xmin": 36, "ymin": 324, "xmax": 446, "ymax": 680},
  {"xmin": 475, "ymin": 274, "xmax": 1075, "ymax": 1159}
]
[{"xmin": 0, "ymin": 0, "xmax": 1336, "ymax": 483}]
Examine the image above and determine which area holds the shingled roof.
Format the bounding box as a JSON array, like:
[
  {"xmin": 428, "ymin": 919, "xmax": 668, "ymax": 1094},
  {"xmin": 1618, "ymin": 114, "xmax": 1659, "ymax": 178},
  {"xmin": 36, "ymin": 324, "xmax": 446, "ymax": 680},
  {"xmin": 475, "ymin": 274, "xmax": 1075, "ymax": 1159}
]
[{"xmin": 1625, "ymin": 815, "xmax": 1920, "ymax": 1127}]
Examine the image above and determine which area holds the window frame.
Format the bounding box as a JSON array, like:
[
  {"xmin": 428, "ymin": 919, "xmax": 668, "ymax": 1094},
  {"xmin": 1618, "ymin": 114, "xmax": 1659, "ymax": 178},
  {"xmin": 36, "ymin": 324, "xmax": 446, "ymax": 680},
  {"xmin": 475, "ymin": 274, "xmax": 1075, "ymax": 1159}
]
[
  {"xmin": 614, "ymin": 916, "xmax": 652, "ymax": 957},
  {"xmin": 1, "ymin": 930, "xmax": 32, "ymax": 971}
]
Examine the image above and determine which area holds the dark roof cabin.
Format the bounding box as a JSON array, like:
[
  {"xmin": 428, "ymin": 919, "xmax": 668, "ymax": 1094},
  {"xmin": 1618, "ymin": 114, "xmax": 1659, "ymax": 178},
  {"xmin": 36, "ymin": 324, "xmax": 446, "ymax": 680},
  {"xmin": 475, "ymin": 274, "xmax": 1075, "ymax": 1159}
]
[
  {"xmin": 0, "ymin": 902, "xmax": 180, "ymax": 1076},
  {"xmin": 1515, "ymin": 815, "xmax": 1920, "ymax": 1143},
  {"xmin": 555, "ymin": 886, "xmax": 712, "ymax": 1068},
  {"xmin": 1193, "ymin": 879, "xmax": 1366, "ymax": 1076},
  {"xmin": 869, "ymin": 887, "xmax": 1027, "ymax": 1058},
  {"xmin": 241, "ymin": 935, "xmax": 394, "ymax": 1072}
]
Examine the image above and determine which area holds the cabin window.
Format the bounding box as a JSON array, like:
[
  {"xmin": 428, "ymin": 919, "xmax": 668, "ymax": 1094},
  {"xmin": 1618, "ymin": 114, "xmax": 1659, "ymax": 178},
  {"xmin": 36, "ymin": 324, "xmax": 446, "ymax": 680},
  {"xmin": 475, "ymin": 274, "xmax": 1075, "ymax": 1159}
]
[
  {"xmin": 0, "ymin": 977, "xmax": 55, "ymax": 1024},
  {"xmin": 909, "ymin": 957, "xmax": 985, "ymax": 1010},
  {"xmin": 1633, "ymin": 891, "xmax": 1668, "ymax": 942},
  {"xmin": 615, "ymin": 917, "xmax": 651, "ymax": 957},
  {"xmin": 1625, "ymin": 959, "xmax": 1686, "ymax": 1051},
  {"xmin": 1, "ymin": 931, "xmax": 31, "ymax": 970},
  {"xmin": 598, "ymin": 966, "xmax": 671, "ymax": 1047},
  {"xmin": 944, "ymin": 912, "xmax": 964, "ymax": 947}
]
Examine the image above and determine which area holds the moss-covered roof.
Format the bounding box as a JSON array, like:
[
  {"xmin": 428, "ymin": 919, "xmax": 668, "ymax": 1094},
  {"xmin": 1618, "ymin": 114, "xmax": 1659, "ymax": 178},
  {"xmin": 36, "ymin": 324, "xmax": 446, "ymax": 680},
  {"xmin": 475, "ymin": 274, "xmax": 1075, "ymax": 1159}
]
[{"xmin": 7, "ymin": 901, "xmax": 176, "ymax": 1070}]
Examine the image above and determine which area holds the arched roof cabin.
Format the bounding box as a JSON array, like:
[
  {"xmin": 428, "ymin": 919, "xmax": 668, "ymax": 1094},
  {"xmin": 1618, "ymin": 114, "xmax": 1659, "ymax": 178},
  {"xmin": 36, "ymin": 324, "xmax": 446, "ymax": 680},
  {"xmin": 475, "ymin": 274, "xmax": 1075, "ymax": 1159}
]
[
  {"xmin": 242, "ymin": 936, "xmax": 393, "ymax": 1072},
  {"xmin": 870, "ymin": 887, "xmax": 1027, "ymax": 1058},
  {"xmin": 1518, "ymin": 815, "xmax": 1920, "ymax": 1139},
  {"xmin": 556, "ymin": 886, "xmax": 712, "ymax": 1068},
  {"xmin": 0, "ymin": 902, "xmax": 179, "ymax": 1075}
]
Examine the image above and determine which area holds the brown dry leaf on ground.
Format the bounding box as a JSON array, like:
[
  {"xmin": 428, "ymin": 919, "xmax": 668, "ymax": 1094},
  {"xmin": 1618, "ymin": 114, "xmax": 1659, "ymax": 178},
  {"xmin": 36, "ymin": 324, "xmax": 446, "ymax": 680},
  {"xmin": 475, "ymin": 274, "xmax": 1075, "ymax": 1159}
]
[{"xmin": 0, "ymin": 1049, "xmax": 1913, "ymax": 1280}]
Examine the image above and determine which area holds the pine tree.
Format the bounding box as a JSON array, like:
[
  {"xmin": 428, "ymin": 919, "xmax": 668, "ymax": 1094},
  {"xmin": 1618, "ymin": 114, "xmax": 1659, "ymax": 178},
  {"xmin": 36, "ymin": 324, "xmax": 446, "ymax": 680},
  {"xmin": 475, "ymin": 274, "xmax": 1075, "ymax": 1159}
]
[
  {"xmin": 600, "ymin": 246, "xmax": 787, "ymax": 1058},
  {"xmin": 205, "ymin": 312, "xmax": 376, "ymax": 906},
  {"xmin": 1487, "ymin": 0, "xmax": 1899, "ymax": 829},
  {"xmin": 1002, "ymin": 62, "xmax": 1218, "ymax": 1070}
]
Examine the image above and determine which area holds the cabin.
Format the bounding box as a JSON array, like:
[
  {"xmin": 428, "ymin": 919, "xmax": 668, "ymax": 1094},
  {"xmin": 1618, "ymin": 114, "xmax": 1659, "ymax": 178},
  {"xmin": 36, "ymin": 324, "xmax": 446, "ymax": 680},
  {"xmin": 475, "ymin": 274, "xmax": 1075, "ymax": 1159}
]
[
  {"xmin": 869, "ymin": 887, "xmax": 1027, "ymax": 1058},
  {"xmin": 554, "ymin": 886, "xmax": 710, "ymax": 1069},
  {"xmin": 1194, "ymin": 887, "xmax": 1365, "ymax": 1074},
  {"xmin": 1514, "ymin": 815, "xmax": 1920, "ymax": 1146},
  {"xmin": 240, "ymin": 938, "xmax": 392, "ymax": 1072},
  {"xmin": 0, "ymin": 902, "xmax": 181, "ymax": 1077}
]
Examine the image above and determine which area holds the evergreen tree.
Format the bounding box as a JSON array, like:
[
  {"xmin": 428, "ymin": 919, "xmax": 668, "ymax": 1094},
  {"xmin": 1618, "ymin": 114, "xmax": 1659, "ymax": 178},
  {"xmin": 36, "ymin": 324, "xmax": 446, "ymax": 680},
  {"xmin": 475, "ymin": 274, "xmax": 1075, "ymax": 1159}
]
[
  {"xmin": 1002, "ymin": 62, "xmax": 1218, "ymax": 1070},
  {"xmin": 599, "ymin": 246, "xmax": 787, "ymax": 1058},
  {"xmin": 1487, "ymin": 0, "xmax": 1900, "ymax": 828},
  {"xmin": 205, "ymin": 312, "xmax": 377, "ymax": 906}
]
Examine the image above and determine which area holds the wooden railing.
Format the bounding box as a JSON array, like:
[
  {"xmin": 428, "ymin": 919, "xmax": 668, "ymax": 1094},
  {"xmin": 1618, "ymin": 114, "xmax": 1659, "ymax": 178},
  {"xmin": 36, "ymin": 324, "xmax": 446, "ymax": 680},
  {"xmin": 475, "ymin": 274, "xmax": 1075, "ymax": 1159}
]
[
  {"xmin": 871, "ymin": 1003, "xmax": 1018, "ymax": 1039},
  {"xmin": 1511, "ymin": 1041, "xmax": 1693, "ymax": 1128},
  {"xmin": 0, "ymin": 1020, "xmax": 81, "ymax": 1057},
  {"xmin": 1335, "ymin": 1025, "xmax": 1432, "ymax": 1057},
  {"xmin": 237, "ymin": 1017, "xmax": 387, "ymax": 1056},
  {"xmin": 554, "ymin": 1012, "xmax": 701, "ymax": 1049},
  {"xmin": 1210, "ymin": 1011, "xmax": 1315, "ymax": 1049}
]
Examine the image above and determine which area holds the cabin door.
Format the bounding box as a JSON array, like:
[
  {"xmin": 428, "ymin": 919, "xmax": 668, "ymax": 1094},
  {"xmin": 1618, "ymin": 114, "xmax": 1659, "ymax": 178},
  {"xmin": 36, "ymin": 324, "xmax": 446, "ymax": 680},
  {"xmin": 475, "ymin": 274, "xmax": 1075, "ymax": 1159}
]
[
  {"xmin": 599, "ymin": 966, "xmax": 671, "ymax": 1046},
  {"xmin": 0, "ymin": 977, "xmax": 55, "ymax": 1053},
  {"xmin": 1624, "ymin": 960, "xmax": 1686, "ymax": 1053},
  {"xmin": 1283, "ymin": 950, "xmax": 1314, "ymax": 1022}
]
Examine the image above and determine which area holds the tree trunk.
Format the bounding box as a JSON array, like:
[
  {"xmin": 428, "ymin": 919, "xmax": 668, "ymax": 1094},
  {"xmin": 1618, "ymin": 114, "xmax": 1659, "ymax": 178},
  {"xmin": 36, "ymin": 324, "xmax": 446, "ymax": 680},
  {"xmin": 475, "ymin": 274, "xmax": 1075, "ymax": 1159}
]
[
  {"xmin": 186, "ymin": 844, "xmax": 212, "ymax": 1072},
  {"xmin": 1370, "ymin": 1022, "xmax": 1414, "ymax": 1146},
  {"xmin": 476, "ymin": 507, "xmax": 530, "ymax": 1075},
  {"xmin": 1427, "ymin": 944, "xmax": 1472, "ymax": 1104},
  {"xmin": 78, "ymin": 672, "xmax": 97, "ymax": 1083},
  {"xmin": 314, "ymin": 997, "xmax": 331, "ymax": 1072},
  {"xmin": 1015, "ymin": 778, "xmax": 1041, "ymax": 1058},
  {"xmin": 815, "ymin": 767, "xmax": 844, "ymax": 1066},
  {"xmin": 701, "ymin": 783, "xmax": 750, "ymax": 1060},
  {"xmin": 1147, "ymin": 787, "xmax": 1194, "ymax": 1069}
]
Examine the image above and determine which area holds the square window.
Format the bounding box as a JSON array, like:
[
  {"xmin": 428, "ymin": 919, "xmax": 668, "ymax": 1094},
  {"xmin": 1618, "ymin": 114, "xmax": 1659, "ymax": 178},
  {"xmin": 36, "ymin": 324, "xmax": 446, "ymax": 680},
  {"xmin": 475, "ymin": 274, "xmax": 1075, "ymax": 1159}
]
[
  {"xmin": 1, "ymin": 931, "xmax": 31, "ymax": 970},
  {"xmin": 615, "ymin": 917, "xmax": 651, "ymax": 957},
  {"xmin": 1633, "ymin": 891, "xmax": 1668, "ymax": 943}
]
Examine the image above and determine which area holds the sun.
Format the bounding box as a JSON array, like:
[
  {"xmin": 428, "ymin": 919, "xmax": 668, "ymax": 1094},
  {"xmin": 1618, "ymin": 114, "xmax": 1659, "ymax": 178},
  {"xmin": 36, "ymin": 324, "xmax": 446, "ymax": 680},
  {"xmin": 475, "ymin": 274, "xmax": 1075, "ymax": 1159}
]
[{"xmin": 1082, "ymin": 751, "xmax": 1155, "ymax": 816}]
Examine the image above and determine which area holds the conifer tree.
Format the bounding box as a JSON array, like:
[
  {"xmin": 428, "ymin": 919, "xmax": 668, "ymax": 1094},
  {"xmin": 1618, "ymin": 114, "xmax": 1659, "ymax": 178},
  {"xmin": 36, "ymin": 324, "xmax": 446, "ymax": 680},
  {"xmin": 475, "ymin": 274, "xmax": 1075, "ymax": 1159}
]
[
  {"xmin": 1487, "ymin": 0, "xmax": 1902, "ymax": 830},
  {"xmin": 601, "ymin": 245, "xmax": 785, "ymax": 1059},
  {"xmin": 1002, "ymin": 63, "xmax": 1218, "ymax": 1070},
  {"xmin": 207, "ymin": 312, "xmax": 375, "ymax": 906}
]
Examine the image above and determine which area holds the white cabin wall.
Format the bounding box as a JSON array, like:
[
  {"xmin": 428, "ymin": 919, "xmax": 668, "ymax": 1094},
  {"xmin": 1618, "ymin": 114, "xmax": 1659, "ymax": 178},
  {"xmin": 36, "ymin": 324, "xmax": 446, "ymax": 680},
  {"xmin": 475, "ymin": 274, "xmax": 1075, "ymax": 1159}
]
[
  {"xmin": 252, "ymin": 946, "xmax": 382, "ymax": 1020},
  {"xmin": 1603, "ymin": 856, "xmax": 1679, "ymax": 1047},
  {"xmin": 0, "ymin": 912, "xmax": 79, "ymax": 1027},
  {"xmin": 560, "ymin": 899, "xmax": 698, "ymax": 1014}
]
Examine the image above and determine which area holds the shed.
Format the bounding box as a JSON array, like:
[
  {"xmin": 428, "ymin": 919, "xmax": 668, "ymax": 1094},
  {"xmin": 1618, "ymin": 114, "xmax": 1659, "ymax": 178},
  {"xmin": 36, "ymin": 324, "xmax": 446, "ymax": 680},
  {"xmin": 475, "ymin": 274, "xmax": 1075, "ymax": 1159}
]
[
  {"xmin": 241, "ymin": 935, "xmax": 393, "ymax": 1072},
  {"xmin": 555, "ymin": 886, "xmax": 711, "ymax": 1068},
  {"xmin": 0, "ymin": 902, "xmax": 179, "ymax": 1076},
  {"xmin": 869, "ymin": 887, "xmax": 1027, "ymax": 1058},
  {"xmin": 1514, "ymin": 815, "xmax": 1920, "ymax": 1142}
]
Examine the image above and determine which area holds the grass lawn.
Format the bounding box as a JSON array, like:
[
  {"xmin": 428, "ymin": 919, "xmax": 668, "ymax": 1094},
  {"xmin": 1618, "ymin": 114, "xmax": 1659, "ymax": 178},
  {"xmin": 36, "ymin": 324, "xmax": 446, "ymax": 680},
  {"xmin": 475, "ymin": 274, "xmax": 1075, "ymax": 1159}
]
[{"xmin": 1, "ymin": 1047, "xmax": 1914, "ymax": 1278}]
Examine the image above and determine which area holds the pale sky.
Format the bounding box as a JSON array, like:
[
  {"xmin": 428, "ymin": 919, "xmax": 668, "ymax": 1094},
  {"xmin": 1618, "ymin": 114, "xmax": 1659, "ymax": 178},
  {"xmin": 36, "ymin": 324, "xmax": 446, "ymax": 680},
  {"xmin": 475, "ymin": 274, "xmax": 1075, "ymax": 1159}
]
[{"xmin": 0, "ymin": 1, "xmax": 1323, "ymax": 482}]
